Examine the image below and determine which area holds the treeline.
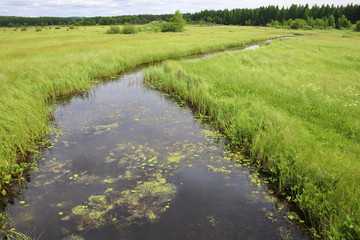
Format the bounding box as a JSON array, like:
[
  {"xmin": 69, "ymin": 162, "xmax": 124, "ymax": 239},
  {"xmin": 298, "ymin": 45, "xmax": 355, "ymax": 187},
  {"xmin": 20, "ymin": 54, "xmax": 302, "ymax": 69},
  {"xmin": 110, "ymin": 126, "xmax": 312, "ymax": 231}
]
[
  {"xmin": 184, "ymin": 4, "xmax": 359, "ymax": 26},
  {"xmin": 0, "ymin": 4, "xmax": 359, "ymax": 28},
  {"xmin": 0, "ymin": 14, "xmax": 173, "ymax": 27}
]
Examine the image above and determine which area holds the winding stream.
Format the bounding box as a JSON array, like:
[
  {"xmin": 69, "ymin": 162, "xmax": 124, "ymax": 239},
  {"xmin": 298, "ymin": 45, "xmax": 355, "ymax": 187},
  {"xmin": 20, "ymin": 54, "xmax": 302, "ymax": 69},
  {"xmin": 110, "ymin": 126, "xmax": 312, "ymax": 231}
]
[{"xmin": 3, "ymin": 39, "xmax": 308, "ymax": 239}]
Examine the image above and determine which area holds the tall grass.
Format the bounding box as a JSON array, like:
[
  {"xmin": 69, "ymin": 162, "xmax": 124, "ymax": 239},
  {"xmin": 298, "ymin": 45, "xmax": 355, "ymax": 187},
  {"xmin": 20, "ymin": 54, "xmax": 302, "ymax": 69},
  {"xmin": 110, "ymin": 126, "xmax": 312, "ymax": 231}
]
[
  {"xmin": 145, "ymin": 30, "xmax": 360, "ymax": 239},
  {"xmin": 0, "ymin": 26, "xmax": 293, "ymax": 192}
]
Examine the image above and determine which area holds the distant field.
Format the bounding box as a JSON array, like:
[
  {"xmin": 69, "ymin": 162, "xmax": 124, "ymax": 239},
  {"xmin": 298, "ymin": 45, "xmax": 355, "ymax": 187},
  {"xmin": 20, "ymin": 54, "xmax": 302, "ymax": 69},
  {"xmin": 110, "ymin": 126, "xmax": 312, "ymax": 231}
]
[
  {"xmin": 146, "ymin": 30, "xmax": 360, "ymax": 239},
  {"xmin": 0, "ymin": 25, "xmax": 293, "ymax": 193}
]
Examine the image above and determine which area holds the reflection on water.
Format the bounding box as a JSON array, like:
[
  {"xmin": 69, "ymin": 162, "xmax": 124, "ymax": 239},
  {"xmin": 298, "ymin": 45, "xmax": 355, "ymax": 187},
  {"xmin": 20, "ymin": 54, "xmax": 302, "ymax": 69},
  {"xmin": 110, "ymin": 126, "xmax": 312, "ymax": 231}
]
[{"xmin": 5, "ymin": 70, "xmax": 307, "ymax": 239}]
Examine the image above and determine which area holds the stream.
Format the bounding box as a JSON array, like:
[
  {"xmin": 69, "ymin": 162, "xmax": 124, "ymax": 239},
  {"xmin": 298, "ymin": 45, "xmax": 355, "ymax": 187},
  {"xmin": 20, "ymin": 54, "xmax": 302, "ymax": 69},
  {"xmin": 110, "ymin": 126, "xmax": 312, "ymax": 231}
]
[{"xmin": 3, "ymin": 39, "xmax": 308, "ymax": 240}]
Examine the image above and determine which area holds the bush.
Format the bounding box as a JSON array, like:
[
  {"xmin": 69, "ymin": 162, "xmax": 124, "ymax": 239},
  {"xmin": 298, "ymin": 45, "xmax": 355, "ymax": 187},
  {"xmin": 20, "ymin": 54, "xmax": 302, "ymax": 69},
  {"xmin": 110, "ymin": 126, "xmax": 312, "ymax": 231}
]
[
  {"xmin": 356, "ymin": 21, "xmax": 360, "ymax": 32},
  {"xmin": 161, "ymin": 22, "xmax": 177, "ymax": 32},
  {"xmin": 122, "ymin": 24, "xmax": 138, "ymax": 34},
  {"xmin": 290, "ymin": 19, "xmax": 307, "ymax": 29},
  {"xmin": 69, "ymin": 25, "xmax": 75, "ymax": 29},
  {"xmin": 138, "ymin": 21, "xmax": 163, "ymax": 33},
  {"xmin": 268, "ymin": 20, "xmax": 280, "ymax": 28},
  {"xmin": 20, "ymin": 27, "xmax": 27, "ymax": 31},
  {"xmin": 161, "ymin": 10, "xmax": 186, "ymax": 32},
  {"xmin": 55, "ymin": 26, "xmax": 61, "ymax": 29},
  {"xmin": 106, "ymin": 26, "xmax": 121, "ymax": 34},
  {"xmin": 337, "ymin": 15, "xmax": 352, "ymax": 29},
  {"xmin": 302, "ymin": 25, "xmax": 313, "ymax": 30},
  {"xmin": 35, "ymin": 27, "xmax": 42, "ymax": 32}
]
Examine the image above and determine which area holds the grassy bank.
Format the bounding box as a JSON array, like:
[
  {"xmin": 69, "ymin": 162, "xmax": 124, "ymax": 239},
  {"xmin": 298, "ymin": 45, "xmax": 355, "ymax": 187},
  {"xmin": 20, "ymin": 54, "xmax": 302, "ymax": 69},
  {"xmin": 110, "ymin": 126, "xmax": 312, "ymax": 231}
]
[
  {"xmin": 0, "ymin": 26, "xmax": 293, "ymax": 194},
  {"xmin": 145, "ymin": 30, "xmax": 360, "ymax": 239}
]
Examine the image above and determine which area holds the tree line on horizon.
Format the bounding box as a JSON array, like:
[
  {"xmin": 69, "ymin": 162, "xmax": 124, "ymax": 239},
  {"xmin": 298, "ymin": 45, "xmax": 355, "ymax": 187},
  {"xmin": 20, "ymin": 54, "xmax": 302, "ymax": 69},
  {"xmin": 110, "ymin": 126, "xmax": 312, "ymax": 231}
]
[{"xmin": 0, "ymin": 4, "xmax": 359, "ymax": 29}]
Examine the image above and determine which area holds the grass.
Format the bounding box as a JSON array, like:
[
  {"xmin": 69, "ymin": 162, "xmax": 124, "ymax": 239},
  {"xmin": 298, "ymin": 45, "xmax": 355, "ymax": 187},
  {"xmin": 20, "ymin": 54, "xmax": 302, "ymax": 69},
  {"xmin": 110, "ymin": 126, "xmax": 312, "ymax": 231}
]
[
  {"xmin": 145, "ymin": 29, "xmax": 360, "ymax": 239},
  {"xmin": 0, "ymin": 25, "xmax": 294, "ymax": 193}
]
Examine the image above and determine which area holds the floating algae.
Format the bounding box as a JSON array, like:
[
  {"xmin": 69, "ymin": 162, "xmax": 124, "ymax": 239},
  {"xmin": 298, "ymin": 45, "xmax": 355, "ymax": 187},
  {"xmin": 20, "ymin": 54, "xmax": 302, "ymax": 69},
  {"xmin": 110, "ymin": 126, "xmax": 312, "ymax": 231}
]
[
  {"xmin": 93, "ymin": 122, "xmax": 121, "ymax": 135},
  {"xmin": 207, "ymin": 165, "xmax": 231, "ymax": 175},
  {"xmin": 69, "ymin": 171, "xmax": 176, "ymax": 231},
  {"xmin": 117, "ymin": 173, "xmax": 176, "ymax": 224},
  {"xmin": 71, "ymin": 194, "xmax": 114, "ymax": 231}
]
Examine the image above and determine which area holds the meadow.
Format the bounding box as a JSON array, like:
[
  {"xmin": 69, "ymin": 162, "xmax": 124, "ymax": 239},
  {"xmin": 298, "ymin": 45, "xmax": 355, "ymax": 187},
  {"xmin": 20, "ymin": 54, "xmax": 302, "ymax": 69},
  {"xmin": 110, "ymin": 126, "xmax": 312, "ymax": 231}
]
[
  {"xmin": 0, "ymin": 25, "xmax": 292, "ymax": 193},
  {"xmin": 146, "ymin": 30, "xmax": 360, "ymax": 239}
]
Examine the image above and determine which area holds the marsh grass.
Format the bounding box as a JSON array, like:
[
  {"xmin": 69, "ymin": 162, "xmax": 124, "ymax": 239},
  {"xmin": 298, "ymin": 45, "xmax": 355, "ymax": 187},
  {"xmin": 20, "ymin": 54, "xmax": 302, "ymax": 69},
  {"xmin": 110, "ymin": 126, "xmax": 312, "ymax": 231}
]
[
  {"xmin": 146, "ymin": 31, "xmax": 360, "ymax": 239},
  {"xmin": 0, "ymin": 26, "xmax": 293, "ymax": 193}
]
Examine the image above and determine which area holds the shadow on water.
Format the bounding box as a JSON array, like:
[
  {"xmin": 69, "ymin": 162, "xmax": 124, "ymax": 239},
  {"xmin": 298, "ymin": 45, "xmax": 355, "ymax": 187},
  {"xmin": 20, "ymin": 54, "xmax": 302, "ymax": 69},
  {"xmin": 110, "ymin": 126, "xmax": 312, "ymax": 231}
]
[{"xmin": 2, "ymin": 38, "xmax": 309, "ymax": 240}]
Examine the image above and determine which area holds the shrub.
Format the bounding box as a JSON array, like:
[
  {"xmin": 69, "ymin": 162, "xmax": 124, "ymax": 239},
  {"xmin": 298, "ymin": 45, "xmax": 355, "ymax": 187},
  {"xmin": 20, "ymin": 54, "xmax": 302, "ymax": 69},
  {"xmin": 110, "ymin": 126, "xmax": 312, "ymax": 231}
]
[
  {"xmin": 356, "ymin": 21, "xmax": 360, "ymax": 32},
  {"xmin": 268, "ymin": 20, "xmax": 280, "ymax": 28},
  {"xmin": 122, "ymin": 24, "xmax": 138, "ymax": 34},
  {"xmin": 161, "ymin": 22, "xmax": 177, "ymax": 32},
  {"xmin": 302, "ymin": 25, "xmax": 313, "ymax": 30},
  {"xmin": 290, "ymin": 19, "xmax": 307, "ymax": 29},
  {"xmin": 161, "ymin": 10, "xmax": 186, "ymax": 32},
  {"xmin": 138, "ymin": 21, "xmax": 163, "ymax": 33},
  {"xmin": 69, "ymin": 26, "xmax": 75, "ymax": 29},
  {"xmin": 20, "ymin": 27, "xmax": 27, "ymax": 31},
  {"xmin": 55, "ymin": 26, "xmax": 61, "ymax": 29},
  {"xmin": 337, "ymin": 15, "xmax": 352, "ymax": 29},
  {"xmin": 169, "ymin": 10, "xmax": 186, "ymax": 32},
  {"xmin": 35, "ymin": 27, "xmax": 42, "ymax": 32},
  {"xmin": 106, "ymin": 26, "xmax": 121, "ymax": 34}
]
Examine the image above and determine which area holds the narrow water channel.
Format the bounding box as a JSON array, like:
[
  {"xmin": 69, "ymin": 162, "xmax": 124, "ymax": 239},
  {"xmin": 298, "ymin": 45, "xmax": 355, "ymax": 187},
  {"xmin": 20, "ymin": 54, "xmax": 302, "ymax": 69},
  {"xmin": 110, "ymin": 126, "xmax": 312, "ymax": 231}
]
[{"xmin": 4, "ymin": 40, "xmax": 308, "ymax": 240}]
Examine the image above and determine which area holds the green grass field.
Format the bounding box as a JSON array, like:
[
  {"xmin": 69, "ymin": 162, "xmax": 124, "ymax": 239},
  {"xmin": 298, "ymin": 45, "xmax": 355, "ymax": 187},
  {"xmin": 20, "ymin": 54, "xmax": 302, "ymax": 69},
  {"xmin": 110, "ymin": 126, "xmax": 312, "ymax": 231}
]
[
  {"xmin": 146, "ymin": 30, "xmax": 360, "ymax": 239},
  {"xmin": 0, "ymin": 26, "xmax": 292, "ymax": 193}
]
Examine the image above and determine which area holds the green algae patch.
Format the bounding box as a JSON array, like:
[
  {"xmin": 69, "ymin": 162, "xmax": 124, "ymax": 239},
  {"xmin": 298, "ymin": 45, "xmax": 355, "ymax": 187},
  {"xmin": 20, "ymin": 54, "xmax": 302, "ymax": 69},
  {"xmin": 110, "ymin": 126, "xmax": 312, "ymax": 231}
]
[
  {"xmin": 71, "ymin": 195, "xmax": 114, "ymax": 231},
  {"xmin": 207, "ymin": 165, "xmax": 231, "ymax": 175},
  {"xmin": 93, "ymin": 122, "xmax": 121, "ymax": 135},
  {"xmin": 118, "ymin": 177, "xmax": 176, "ymax": 223},
  {"xmin": 167, "ymin": 152, "xmax": 185, "ymax": 163},
  {"xmin": 70, "ymin": 172, "xmax": 176, "ymax": 231}
]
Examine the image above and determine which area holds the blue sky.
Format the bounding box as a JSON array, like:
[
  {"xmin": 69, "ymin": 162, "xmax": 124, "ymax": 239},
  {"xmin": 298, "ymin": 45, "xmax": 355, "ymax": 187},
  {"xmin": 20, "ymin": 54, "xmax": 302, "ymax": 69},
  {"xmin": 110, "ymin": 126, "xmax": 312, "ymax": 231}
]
[{"xmin": 0, "ymin": 0, "xmax": 357, "ymax": 17}]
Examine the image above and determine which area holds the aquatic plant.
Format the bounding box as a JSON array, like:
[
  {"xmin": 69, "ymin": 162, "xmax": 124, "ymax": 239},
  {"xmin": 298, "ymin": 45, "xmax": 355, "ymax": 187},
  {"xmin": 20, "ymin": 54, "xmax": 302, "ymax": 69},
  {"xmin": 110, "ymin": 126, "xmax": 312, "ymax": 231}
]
[{"xmin": 70, "ymin": 172, "xmax": 176, "ymax": 230}]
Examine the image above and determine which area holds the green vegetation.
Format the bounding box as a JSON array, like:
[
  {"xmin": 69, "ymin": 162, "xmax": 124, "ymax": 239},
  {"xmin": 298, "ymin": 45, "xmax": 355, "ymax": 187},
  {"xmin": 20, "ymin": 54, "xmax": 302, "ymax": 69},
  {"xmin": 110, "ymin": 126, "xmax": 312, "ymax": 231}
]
[
  {"xmin": 0, "ymin": 4, "xmax": 359, "ymax": 28},
  {"xmin": 106, "ymin": 25, "xmax": 121, "ymax": 34},
  {"xmin": 121, "ymin": 23, "xmax": 138, "ymax": 34},
  {"xmin": 161, "ymin": 10, "xmax": 186, "ymax": 32},
  {"xmin": 145, "ymin": 31, "xmax": 360, "ymax": 239},
  {"xmin": 356, "ymin": 21, "xmax": 360, "ymax": 32},
  {"xmin": 0, "ymin": 25, "xmax": 293, "ymax": 194}
]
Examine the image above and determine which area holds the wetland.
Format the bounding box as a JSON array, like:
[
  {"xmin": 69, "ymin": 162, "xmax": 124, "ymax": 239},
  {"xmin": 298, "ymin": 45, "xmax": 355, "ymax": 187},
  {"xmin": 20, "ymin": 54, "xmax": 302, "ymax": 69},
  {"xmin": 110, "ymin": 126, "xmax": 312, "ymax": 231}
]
[{"xmin": 3, "ymin": 70, "xmax": 307, "ymax": 239}]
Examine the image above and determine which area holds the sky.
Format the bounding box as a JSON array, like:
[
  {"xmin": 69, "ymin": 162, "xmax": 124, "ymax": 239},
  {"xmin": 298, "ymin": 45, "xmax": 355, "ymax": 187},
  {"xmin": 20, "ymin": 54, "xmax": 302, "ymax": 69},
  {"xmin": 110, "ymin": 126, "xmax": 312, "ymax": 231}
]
[{"xmin": 0, "ymin": 0, "xmax": 357, "ymax": 17}]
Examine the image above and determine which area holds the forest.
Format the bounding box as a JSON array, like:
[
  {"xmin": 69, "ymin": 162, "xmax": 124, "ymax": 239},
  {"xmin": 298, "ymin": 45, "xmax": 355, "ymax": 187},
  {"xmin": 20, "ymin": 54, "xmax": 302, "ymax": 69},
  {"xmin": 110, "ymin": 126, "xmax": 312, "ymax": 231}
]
[{"xmin": 0, "ymin": 4, "xmax": 359, "ymax": 29}]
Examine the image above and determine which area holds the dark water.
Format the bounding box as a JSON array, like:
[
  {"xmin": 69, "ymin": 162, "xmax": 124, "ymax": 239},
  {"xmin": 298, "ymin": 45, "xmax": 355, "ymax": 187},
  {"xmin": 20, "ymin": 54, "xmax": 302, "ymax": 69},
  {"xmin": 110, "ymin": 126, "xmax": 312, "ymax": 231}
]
[{"xmin": 5, "ymin": 60, "xmax": 307, "ymax": 239}]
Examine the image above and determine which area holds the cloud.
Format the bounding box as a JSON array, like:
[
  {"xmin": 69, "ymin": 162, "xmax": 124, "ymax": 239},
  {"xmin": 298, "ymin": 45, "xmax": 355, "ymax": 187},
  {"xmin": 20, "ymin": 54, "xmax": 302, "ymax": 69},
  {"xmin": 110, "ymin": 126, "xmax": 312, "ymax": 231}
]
[{"xmin": 0, "ymin": 0, "xmax": 357, "ymax": 17}]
